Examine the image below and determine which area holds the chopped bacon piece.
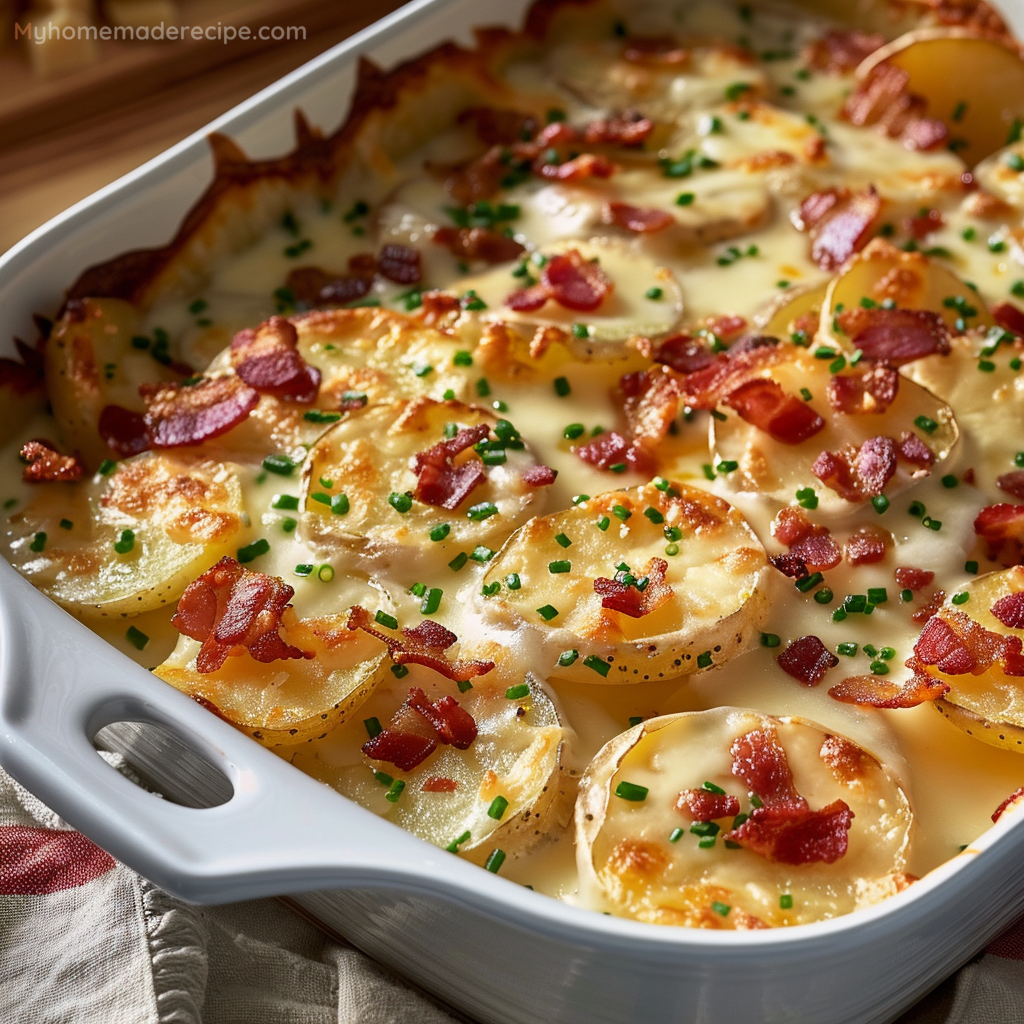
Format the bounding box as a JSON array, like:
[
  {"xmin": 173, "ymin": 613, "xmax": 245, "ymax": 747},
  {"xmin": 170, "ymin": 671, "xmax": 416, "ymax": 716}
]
[
  {"xmin": 914, "ymin": 614, "xmax": 977, "ymax": 674},
  {"xmin": 905, "ymin": 208, "xmax": 944, "ymax": 240},
  {"xmin": 594, "ymin": 558, "xmax": 673, "ymax": 618},
  {"xmin": 803, "ymin": 29, "xmax": 885, "ymax": 74},
  {"xmin": 417, "ymin": 290, "xmax": 462, "ymax": 325},
  {"xmin": 992, "ymin": 592, "xmax": 1024, "ymax": 630},
  {"xmin": 347, "ymin": 606, "xmax": 494, "ymax": 682},
  {"xmin": 793, "ymin": 187, "xmax": 883, "ymax": 271},
  {"xmin": 975, "ymin": 503, "xmax": 1024, "ymax": 564},
  {"xmin": 505, "ymin": 284, "xmax": 550, "ymax": 312},
  {"xmin": 730, "ymin": 728, "xmax": 805, "ymax": 810},
  {"xmin": 895, "ymin": 566, "xmax": 935, "ymax": 592},
  {"xmin": 19, "ymin": 439, "xmax": 84, "ymax": 483},
  {"xmin": 704, "ymin": 315, "xmax": 748, "ymax": 342},
  {"xmin": 619, "ymin": 368, "xmax": 680, "ymax": 450},
  {"xmin": 837, "ymin": 307, "xmax": 951, "ymax": 365},
  {"xmin": 377, "ymin": 244, "xmax": 422, "ymax": 285},
  {"xmin": 813, "ymin": 435, "xmax": 898, "ymax": 500},
  {"xmin": 897, "ymin": 431, "xmax": 935, "ymax": 469},
  {"xmin": 285, "ymin": 264, "xmax": 374, "ymax": 307},
  {"xmin": 603, "ymin": 202, "xmax": 674, "ymax": 233},
  {"xmin": 675, "ymin": 788, "xmax": 740, "ymax": 821},
  {"xmin": 843, "ymin": 62, "xmax": 947, "ymax": 151},
  {"xmin": 997, "ymin": 471, "xmax": 1024, "ymax": 499},
  {"xmin": 535, "ymin": 121, "xmax": 579, "ymax": 148},
  {"xmin": 411, "ymin": 424, "xmax": 490, "ymax": 510},
  {"xmin": 522, "ymin": 464, "xmax": 557, "ymax": 487},
  {"xmin": 828, "ymin": 671, "xmax": 948, "ymax": 709},
  {"xmin": 771, "ymin": 508, "xmax": 842, "ymax": 573},
  {"xmin": 993, "ymin": 787, "xmax": 1024, "ymax": 823},
  {"xmin": 777, "ymin": 635, "xmax": 840, "ymax": 686},
  {"xmin": 723, "ymin": 378, "xmax": 825, "ymax": 444},
  {"xmin": 98, "ymin": 405, "xmax": 150, "ymax": 457},
  {"xmin": 915, "ymin": 609, "xmax": 1016, "ymax": 677},
  {"xmin": 913, "ymin": 589, "xmax": 946, "ymax": 624},
  {"xmin": 573, "ymin": 431, "xmax": 656, "ymax": 476},
  {"xmin": 422, "ymin": 776, "xmax": 459, "ymax": 793},
  {"xmin": 432, "ymin": 226, "xmax": 525, "ymax": 264},
  {"xmin": 457, "ymin": 106, "xmax": 535, "ymax": 145},
  {"xmin": 582, "ymin": 112, "xmax": 654, "ymax": 146},
  {"xmin": 505, "ymin": 248, "xmax": 613, "ymax": 313},
  {"xmin": 651, "ymin": 334, "xmax": 715, "ymax": 374},
  {"xmin": 231, "ymin": 316, "xmax": 320, "ymax": 403},
  {"xmin": 674, "ymin": 337, "xmax": 785, "ymax": 410},
  {"xmin": 844, "ymin": 525, "xmax": 892, "ymax": 566},
  {"xmin": 770, "ymin": 553, "xmax": 809, "ymax": 579},
  {"xmin": 992, "ymin": 302, "xmax": 1024, "ymax": 336},
  {"xmin": 536, "ymin": 153, "xmax": 616, "ymax": 182},
  {"xmin": 827, "ymin": 365, "xmax": 899, "ymax": 415},
  {"xmin": 172, "ymin": 556, "xmax": 312, "ymax": 673},
  {"xmin": 436, "ymin": 147, "xmax": 510, "ymax": 205},
  {"xmin": 143, "ymin": 375, "xmax": 259, "ymax": 449},
  {"xmin": 405, "ymin": 687, "xmax": 477, "ymax": 748},
  {"xmin": 363, "ymin": 729, "xmax": 436, "ymax": 772}
]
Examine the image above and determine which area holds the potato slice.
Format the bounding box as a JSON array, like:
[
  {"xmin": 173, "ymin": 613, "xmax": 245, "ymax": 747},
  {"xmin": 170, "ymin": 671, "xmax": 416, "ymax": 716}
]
[
  {"xmin": 295, "ymin": 673, "xmax": 571, "ymax": 864},
  {"xmin": 711, "ymin": 344, "xmax": 958, "ymax": 515},
  {"xmin": 755, "ymin": 279, "xmax": 829, "ymax": 341},
  {"xmin": 576, "ymin": 708, "xmax": 913, "ymax": 928},
  {"xmin": 3, "ymin": 452, "xmax": 245, "ymax": 617},
  {"xmin": 857, "ymin": 29, "xmax": 1024, "ymax": 166},
  {"xmin": 45, "ymin": 298, "xmax": 182, "ymax": 468},
  {"xmin": 477, "ymin": 481, "xmax": 769, "ymax": 682},
  {"xmin": 300, "ymin": 397, "xmax": 546, "ymax": 577},
  {"xmin": 920, "ymin": 567, "xmax": 1024, "ymax": 752},
  {"xmin": 819, "ymin": 238, "xmax": 995, "ymax": 349},
  {"xmin": 155, "ymin": 616, "xmax": 390, "ymax": 746},
  {"xmin": 973, "ymin": 142, "xmax": 1024, "ymax": 210}
]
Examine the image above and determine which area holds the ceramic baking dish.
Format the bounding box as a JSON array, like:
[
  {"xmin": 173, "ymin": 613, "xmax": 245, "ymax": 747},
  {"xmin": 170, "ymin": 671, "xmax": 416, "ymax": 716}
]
[{"xmin": 4, "ymin": 1, "xmax": 1024, "ymax": 1021}]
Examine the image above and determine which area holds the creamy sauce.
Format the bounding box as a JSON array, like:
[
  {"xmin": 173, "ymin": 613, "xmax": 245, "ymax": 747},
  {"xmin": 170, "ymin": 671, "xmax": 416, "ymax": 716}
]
[{"xmin": 4, "ymin": 0, "xmax": 1024, "ymax": 923}]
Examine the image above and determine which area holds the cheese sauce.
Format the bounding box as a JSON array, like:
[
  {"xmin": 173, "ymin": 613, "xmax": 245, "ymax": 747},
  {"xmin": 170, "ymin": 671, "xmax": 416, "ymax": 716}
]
[{"xmin": 4, "ymin": 0, "xmax": 1024, "ymax": 923}]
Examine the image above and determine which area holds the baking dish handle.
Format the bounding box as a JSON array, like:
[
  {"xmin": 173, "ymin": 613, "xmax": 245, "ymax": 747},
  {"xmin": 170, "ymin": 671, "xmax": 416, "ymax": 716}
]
[{"xmin": 0, "ymin": 566, "xmax": 447, "ymax": 904}]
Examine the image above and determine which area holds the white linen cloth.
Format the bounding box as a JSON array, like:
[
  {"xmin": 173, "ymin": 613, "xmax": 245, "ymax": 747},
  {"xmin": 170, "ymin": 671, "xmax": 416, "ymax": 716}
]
[{"xmin": 1, "ymin": 763, "xmax": 1019, "ymax": 1024}]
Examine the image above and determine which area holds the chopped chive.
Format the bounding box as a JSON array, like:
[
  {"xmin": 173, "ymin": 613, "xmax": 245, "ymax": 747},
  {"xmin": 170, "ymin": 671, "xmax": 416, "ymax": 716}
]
[
  {"xmin": 690, "ymin": 820, "xmax": 720, "ymax": 837},
  {"xmin": 98, "ymin": 458, "xmax": 118, "ymax": 476},
  {"xmin": 446, "ymin": 830, "xmax": 472, "ymax": 853},
  {"xmin": 364, "ymin": 717, "xmax": 383, "ymax": 738},
  {"xmin": 59, "ymin": 518, "xmax": 73, "ymax": 530},
  {"xmin": 665, "ymin": 542, "xmax": 680, "ymax": 556},
  {"xmin": 281, "ymin": 517, "xmax": 297, "ymax": 533},
  {"xmin": 505, "ymin": 573, "xmax": 521, "ymax": 590},
  {"xmin": 390, "ymin": 664, "xmax": 409, "ymax": 678},
  {"xmin": 563, "ymin": 423, "xmax": 585, "ymax": 440},
  {"xmin": 506, "ymin": 683, "xmax": 530, "ymax": 700},
  {"xmin": 554, "ymin": 376, "xmax": 572, "ymax": 397},
  {"xmin": 872, "ymin": 494, "xmax": 890, "ymax": 514},
  {"xmin": 612, "ymin": 504, "xmax": 632, "ymax": 521},
  {"xmin": 421, "ymin": 588, "xmax": 443, "ymax": 615},
  {"xmin": 573, "ymin": 494, "xmax": 590, "ymax": 505},
  {"xmin": 844, "ymin": 594, "xmax": 867, "ymax": 613},
  {"xmin": 476, "ymin": 378, "xmax": 491, "ymax": 397},
  {"xmin": 272, "ymin": 494, "xmax": 299, "ymax": 510},
  {"xmin": 331, "ymin": 494, "xmax": 350, "ymax": 516},
  {"xmin": 558, "ymin": 649, "xmax": 579, "ymax": 667},
  {"xmin": 430, "ymin": 523, "xmax": 451, "ymax": 542},
  {"xmin": 867, "ymin": 587, "xmax": 888, "ymax": 605},
  {"xmin": 795, "ymin": 572, "xmax": 824, "ymax": 593},
  {"xmin": 303, "ymin": 409, "xmax": 342, "ymax": 423},
  {"xmin": 669, "ymin": 827, "xmax": 684, "ymax": 843},
  {"xmin": 646, "ymin": 286, "xmax": 664, "ymax": 300},
  {"xmin": 965, "ymin": 560, "xmax": 979, "ymax": 573},
  {"xmin": 555, "ymin": 532, "xmax": 572, "ymax": 548},
  {"xmin": 536, "ymin": 605, "xmax": 559, "ymax": 621},
  {"xmin": 385, "ymin": 779, "xmax": 406, "ymax": 803},
  {"xmin": 373, "ymin": 770, "xmax": 394, "ymax": 787},
  {"xmin": 952, "ymin": 591, "xmax": 970, "ymax": 605},
  {"xmin": 628, "ymin": 716, "xmax": 644, "ymax": 727},
  {"xmin": 760, "ymin": 632, "xmax": 781, "ymax": 648},
  {"xmin": 676, "ymin": 192, "xmax": 695, "ymax": 206},
  {"xmin": 571, "ymin": 323, "xmax": 590, "ymax": 339},
  {"xmin": 832, "ymin": 607, "xmax": 848, "ymax": 622},
  {"xmin": 814, "ymin": 588, "xmax": 834, "ymax": 605},
  {"xmin": 583, "ymin": 654, "xmax": 611, "ymax": 677},
  {"xmin": 795, "ymin": 487, "xmax": 818, "ymax": 510},
  {"xmin": 901, "ymin": 589, "xmax": 914, "ymax": 602},
  {"xmin": 389, "ymin": 492, "xmax": 413, "ymax": 513},
  {"xmin": 644, "ymin": 507, "xmax": 665, "ymax": 524},
  {"xmin": 375, "ymin": 610, "xmax": 399, "ymax": 630},
  {"xmin": 456, "ymin": 679, "xmax": 473, "ymax": 693},
  {"xmin": 596, "ymin": 515, "xmax": 610, "ymax": 532},
  {"xmin": 908, "ymin": 501, "xmax": 926, "ymax": 518},
  {"xmin": 470, "ymin": 545, "xmax": 495, "ymax": 563},
  {"xmin": 614, "ymin": 781, "xmax": 648, "ymax": 801},
  {"xmin": 448, "ymin": 552, "xmax": 468, "ymax": 571},
  {"xmin": 487, "ymin": 796, "xmax": 509, "ymax": 820},
  {"xmin": 696, "ymin": 651, "xmax": 713, "ymax": 668},
  {"xmin": 922, "ymin": 516, "xmax": 942, "ymax": 531},
  {"xmin": 780, "ymin": 894, "xmax": 794, "ymax": 910},
  {"xmin": 318, "ymin": 563, "xmax": 334, "ymax": 582},
  {"xmin": 711, "ymin": 901, "xmax": 731, "ymax": 916},
  {"xmin": 262, "ymin": 454, "xmax": 296, "ymax": 476},
  {"xmin": 837, "ymin": 642, "xmax": 858, "ymax": 657},
  {"xmin": 870, "ymin": 660, "xmax": 889, "ymax": 675},
  {"xmin": 880, "ymin": 647, "xmax": 896, "ymax": 661},
  {"xmin": 467, "ymin": 501, "xmax": 498, "ymax": 521},
  {"xmin": 125, "ymin": 626, "xmax": 149, "ymax": 651},
  {"xmin": 481, "ymin": 581, "xmax": 501, "ymax": 597},
  {"xmin": 864, "ymin": 644, "xmax": 878, "ymax": 657},
  {"xmin": 484, "ymin": 849, "xmax": 506, "ymax": 873},
  {"xmin": 237, "ymin": 539, "xmax": 269, "ymax": 563},
  {"xmin": 294, "ymin": 563, "xmax": 314, "ymax": 577},
  {"xmin": 27, "ymin": 531, "xmax": 47, "ymax": 553}
]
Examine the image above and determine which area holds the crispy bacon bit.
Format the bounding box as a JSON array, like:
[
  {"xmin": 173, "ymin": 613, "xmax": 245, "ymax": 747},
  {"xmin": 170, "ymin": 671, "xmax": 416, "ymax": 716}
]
[
  {"xmin": 536, "ymin": 153, "xmax": 616, "ymax": 182},
  {"xmin": 573, "ymin": 431, "xmax": 655, "ymax": 476},
  {"xmin": 230, "ymin": 316, "xmax": 320, "ymax": 403},
  {"xmin": 675, "ymin": 788, "xmax": 740, "ymax": 821},
  {"xmin": 704, "ymin": 315, "xmax": 748, "ymax": 341},
  {"xmin": 993, "ymin": 787, "xmax": 1024, "ymax": 823},
  {"xmin": 377, "ymin": 244, "xmax": 422, "ymax": 285},
  {"xmin": 770, "ymin": 553, "xmax": 809, "ymax": 579},
  {"xmin": 992, "ymin": 592, "xmax": 1024, "ymax": 630},
  {"xmin": 405, "ymin": 686, "xmax": 477, "ymax": 748},
  {"xmin": 793, "ymin": 187, "xmax": 883, "ymax": 271},
  {"xmin": 914, "ymin": 609, "xmax": 1022, "ymax": 679},
  {"xmin": 992, "ymin": 301, "xmax": 1024, "ymax": 336},
  {"xmin": 505, "ymin": 248, "xmax": 613, "ymax": 313},
  {"xmin": 622, "ymin": 35, "xmax": 689, "ymax": 65},
  {"xmin": 803, "ymin": 29, "xmax": 885, "ymax": 74},
  {"xmin": 843, "ymin": 62, "xmax": 947, "ymax": 151},
  {"xmin": 505, "ymin": 284, "xmax": 549, "ymax": 312},
  {"xmin": 19, "ymin": 439, "xmax": 84, "ymax": 483},
  {"xmin": 837, "ymin": 307, "xmax": 951, "ymax": 364},
  {"xmin": 411, "ymin": 424, "xmax": 490, "ymax": 510},
  {"xmin": 828, "ymin": 671, "xmax": 948, "ymax": 709},
  {"xmin": 582, "ymin": 111, "xmax": 654, "ymax": 146},
  {"xmin": 724, "ymin": 727, "xmax": 853, "ymax": 865},
  {"xmin": 432, "ymin": 226, "xmax": 524, "ymax": 264},
  {"xmin": 777, "ymin": 635, "xmax": 840, "ymax": 686},
  {"xmin": 98, "ymin": 405, "xmax": 150, "ymax": 457},
  {"xmin": 905, "ymin": 208, "xmax": 944, "ymax": 240},
  {"xmin": 723, "ymin": 378, "xmax": 825, "ymax": 445},
  {"xmin": 418, "ymin": 290, "xmax": 462, "ymax": 325},
  {"xmin": 422, "ymin": 776, "xmax": 459, "ymax": 793},
  {"xmin": 771, "ymin": 507, "xmax": 842, "ymax": 572},
  {"xmin": 844, "ymin": 525, "xmax": 892, "ymax": 566},
  {"xmin": 603, "ymin": 202, "xmax": 674, "ymax": 233},
  {"xmin": 827, "ymin": 365, "xmax": 899, "ymax": 415},
  {"xmin": 619, "ymin": 369, "xmax": 680, "ymax": 451},
  {"xmin": 285, "ymin": 264, "xmax": 374, "ymax": 307},
  {"xmin": 998, "ymin": 471, "xmax": 1024, "ymax": 500},
  {"xmin": 913, "ymin": 589, "xmax": 946, "ymax": 624},
  {"xmin": 975, "ymin": 503, "xmax": 1024, "ymax": 564},
  {"xmin": 674, "ymin": 337, "xmax": 785, "ymax": 410},
  {"xmin": 172, "ymin": 556, "xmax": 312, "ymax": 674},
  {"xmin": 522, "ymin": 464, "xmax": 557, "ymax": 487},
  {"xmin": 813, "ymin": 435, "xmax": 898, "ymax": 500},
  {"xmin": 143, "ymin": 375, "xmax": 259, "ymax": 448},
  {"xmin": 897, "ymin": 431, "xmax": 935, "ymax": 469},
  {"xmin": 347, "ymin": 606, "xmax": 494, "ymax": 682},
  {"xmin": 594, "ymin": 557, "xmax": 672, "ymax": 618},
  {"xmin": 363, "ymin": 729, "xmax": 436, "ymax": 772},
  {"xmin": 457, "ymin": 106, "xmax": 536, "ymax": 145},
  {"xmin": 651, "ymin": 334, "xmax": 715, "ymax": 374},
  {"xmin": 895, "ymin": 566, "xmax": 935, "ymax": 592}
]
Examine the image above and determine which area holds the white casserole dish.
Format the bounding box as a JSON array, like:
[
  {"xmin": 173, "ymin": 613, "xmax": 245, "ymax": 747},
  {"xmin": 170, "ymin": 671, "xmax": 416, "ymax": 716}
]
[{"xmin": 3, "ymin": 1, "xmax": 1024, "ymax": 1021}]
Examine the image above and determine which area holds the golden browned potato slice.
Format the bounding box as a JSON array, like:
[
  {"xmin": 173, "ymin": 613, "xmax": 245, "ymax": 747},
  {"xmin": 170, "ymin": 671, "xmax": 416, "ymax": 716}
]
[
  {"xmin": 921, "ymin": 567, "xmax": 1024, "ymax": 752},
  {"xmin": 819, "ymin": 238, "xmax": 996, "ymax": 349},
  {"xmin": 711, "ymin": 344, "xmax": 958, "ymax": 515},
  {"xmin": 294, "ymin": 673, "xmax": 571, "ymax": 864},
  {"xmin": 755, "ymin": 280, "xmax": 829, "ymax": 342},
  {"xmin": 576, "ymin": 708, "xmax": 914, "ymax": 928},
  {"xmin": 300, "ymin": 397, "xmax": 547, "ymax": 576},
  {"xmin": 156, "ymin": 616, "xmax": 390, "ymax": 746},
  {"xmin": 3, "ymin": 452, "xmax": 245, "ymax": 617},
  {"xmin": 856, "ymin": 29, "xmax": 1024, "ymax": 166},
  {"xmin": 45, "ymin": 298, "xmax": 181, "ymax": 468},
  {"xmin": 476, "ymin": 481, "xmax": 769, "ymax": 682}
]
